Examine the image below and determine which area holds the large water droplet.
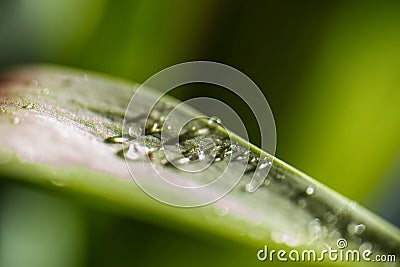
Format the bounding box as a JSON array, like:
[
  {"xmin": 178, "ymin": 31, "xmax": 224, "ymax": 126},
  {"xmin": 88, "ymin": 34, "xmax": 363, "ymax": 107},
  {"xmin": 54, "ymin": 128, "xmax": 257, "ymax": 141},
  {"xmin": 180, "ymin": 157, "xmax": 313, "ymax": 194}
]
[{"xmin": 128, "ymin": 124, "xmax": 143, "ymax": 138}]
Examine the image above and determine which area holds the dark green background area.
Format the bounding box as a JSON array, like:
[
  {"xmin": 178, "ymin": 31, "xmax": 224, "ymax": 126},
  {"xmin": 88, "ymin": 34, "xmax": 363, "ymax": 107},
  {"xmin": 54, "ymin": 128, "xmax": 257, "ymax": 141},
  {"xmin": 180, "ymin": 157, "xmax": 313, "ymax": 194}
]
[{"xmin": 1, "ymin": 1, "xmax": 400, "ymax": 266}]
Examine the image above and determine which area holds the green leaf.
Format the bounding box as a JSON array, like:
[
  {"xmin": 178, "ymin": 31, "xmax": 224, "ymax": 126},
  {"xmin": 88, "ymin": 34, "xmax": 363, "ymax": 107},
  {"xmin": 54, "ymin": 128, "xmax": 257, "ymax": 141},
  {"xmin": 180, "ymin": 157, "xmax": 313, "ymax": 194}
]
[{"xmin": 0, "ymin": 65, "xmax": 399, "ymax": 266}]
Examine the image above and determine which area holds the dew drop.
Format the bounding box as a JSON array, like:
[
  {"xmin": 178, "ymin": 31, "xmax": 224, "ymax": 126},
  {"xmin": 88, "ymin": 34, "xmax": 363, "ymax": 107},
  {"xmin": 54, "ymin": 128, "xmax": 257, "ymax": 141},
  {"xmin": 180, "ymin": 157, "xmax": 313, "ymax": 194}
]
[
  {"xmin": 348, "ymin": 223, "xmax": 366, "ymax": 235},
  {"xmin": 126, "ymin": 144, "xmax": 140, "ymax": 160},
  {"xmin": 307, "ymin": 218, "xmax": 322, "ymax": 237},
  {"xmin": 297, "ymin": 198, "xmax": 307, "ymax": 208},
  {"xmin": 30, "ymin": 79, "xmax": 39, "ymax": 88},
  {"xmin": 306, "ymin": 186, "xmax": 315, "ymax": 195},
  {"xmin": 208, "ymin": 116, "xmax": 222, "ymax": 126},
  {"xmin": 213, "ymin": 205, "xmax": 229, "ymax": 217},
  {"xmin": 128, "ymin": 124, "xmax": 143, "ymax": 138},
  {"xmin": 245, "ymin": 183, "xmax": 256, "ymax": 193},
  {"xmin": 176, "ymin": 157, "xmax": 190, "ymax": 165},
  {"xmin": 104, "ymin": 135, "xmax": 128, "ymax": 144},
  {"xmin": 354, "ymin": 224, "xmax": 366, "ymax": 235},
  {"xmin": 41, "ymin": 88, "xmax": 50, "ymax": 95},
  {"xmin": 12, "ymin": 116, "xmax": 20, "ymax": 124},
  {"xmin": 50, "ymin": 179, "xmax": 65, "ymax": 187},
  {"xmin": 323, "ymin": 211, "xmax": 336, "ymax": 223},
  {"xmin": 359, "ymin": 242, "xmax": 372, "ymax": 253}
]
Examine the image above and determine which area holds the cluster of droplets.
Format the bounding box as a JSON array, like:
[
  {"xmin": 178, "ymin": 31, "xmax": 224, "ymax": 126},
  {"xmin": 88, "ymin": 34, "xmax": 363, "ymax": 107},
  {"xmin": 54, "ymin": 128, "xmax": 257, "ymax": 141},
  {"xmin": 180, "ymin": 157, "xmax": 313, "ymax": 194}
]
[{"xmin": 102, "ymin": 101, "xmax": 383, "ymax": 255}]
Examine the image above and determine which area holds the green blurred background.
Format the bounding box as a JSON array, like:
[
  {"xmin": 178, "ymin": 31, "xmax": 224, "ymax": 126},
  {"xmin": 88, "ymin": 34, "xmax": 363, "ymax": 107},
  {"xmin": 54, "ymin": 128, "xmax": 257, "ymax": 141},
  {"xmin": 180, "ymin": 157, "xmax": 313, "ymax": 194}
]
[{"xmin": 1, "ymin": 1, "xmax": 400, "ymax": 266}]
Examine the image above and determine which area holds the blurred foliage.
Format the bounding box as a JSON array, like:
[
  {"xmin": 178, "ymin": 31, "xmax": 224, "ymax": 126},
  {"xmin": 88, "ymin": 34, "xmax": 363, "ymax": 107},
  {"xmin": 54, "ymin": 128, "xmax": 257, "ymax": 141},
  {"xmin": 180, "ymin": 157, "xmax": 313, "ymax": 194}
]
[{"xmin": 1, "ymin": 0, "xmax": 400, "ymax": 266}]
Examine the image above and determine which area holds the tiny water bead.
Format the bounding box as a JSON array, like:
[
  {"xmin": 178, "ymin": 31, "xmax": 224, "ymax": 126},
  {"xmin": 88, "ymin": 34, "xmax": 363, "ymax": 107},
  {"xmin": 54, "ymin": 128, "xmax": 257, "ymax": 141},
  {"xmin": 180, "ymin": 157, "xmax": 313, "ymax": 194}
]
[
  {"xmin": 306, "ymin": 186, "xmax": 315, "ymax": 195},
  {"xmin": 41, "ymin": 88, "xmax": 50, "ymax": 95}
]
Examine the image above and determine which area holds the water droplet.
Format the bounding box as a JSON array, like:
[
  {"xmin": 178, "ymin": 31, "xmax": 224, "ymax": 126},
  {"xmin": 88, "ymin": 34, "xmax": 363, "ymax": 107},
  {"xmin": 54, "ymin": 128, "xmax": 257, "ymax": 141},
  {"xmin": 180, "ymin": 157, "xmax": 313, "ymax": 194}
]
[
  {"xmin": 307, "ymin": 218, "xmax": 322, "ymax": 237},
  {"xmin": 41, "ymin": 88, "xmax": 50, "ymax": 95},
  {"xmin": 208, "ymin": 116, "xmax": 222, "ymax": 127},
  {"xmin": 354, "ymin": 224, "xmax": 366, "ymax": 235},
  {"xmin": 245, "ymin": 183, "xmax": 256, "ymax": 193},
  {"xmin": 176, "ymin": 157, "xmax": 190, "ymax": 165},
  {"xmin": 12, "ymin": 116, "xmax": 20, "ymax": 124},
  {"xmin": 126, "ymin": 144, "xmax": 140, "ymax": 160},
  {"xmin": 128, "ymin": 124, "xmax": 143, "ymax": 138},
  {"xmin": 306, "ymin": 186, "xmax": 315, "ymax": 195},
  {"xmin": 213, "ymin": 205, "xmax": 229, "ymax": 217},
  {"xmin": 30, "ymin": 79, "xmax": 39, "ymax": 87},
  {"xmin": 50, "ymin": 179, "xmax": 65, "ymax": 187},
  {"xmin": 359, "ymin": 242, "xmax": 372, "ymax": 253},
  {"xmin": 195, "ymin": 127, "xmax": 209, "ymax": 135},
  {"xmin": 22, "ymin": 103, "xmax": 34, "ymax": 109},
  {"xmin": 323, "ymin": 211, "xmax": 336, "ymax": 223},
  {"xmin": 348, "ymin": 223, "xmax": 366, "ymax": 235},
  {"xmin": 297, "ymin": 198, "xmax": 307, "ymax": 208},
  {"xmin": 104, "ymin": 135, "xmax": 128, "ymax": 144},
  {"xmin": 0, "ymin": 106, "xmax": 6, "ymax": 113}
]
